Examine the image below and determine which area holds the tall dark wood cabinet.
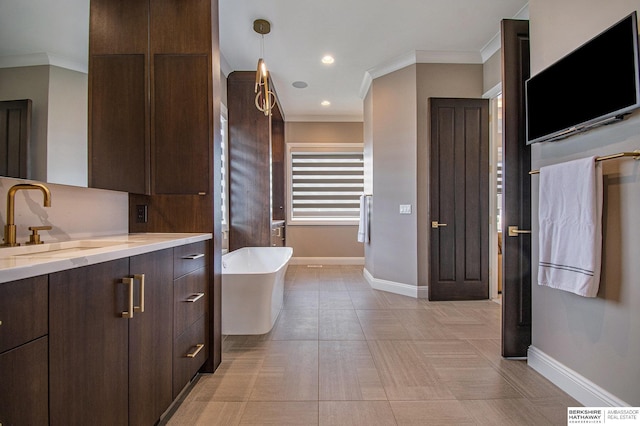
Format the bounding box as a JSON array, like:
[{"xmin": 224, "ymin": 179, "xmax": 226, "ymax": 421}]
[
  {"xmin": 89, "ymin": 0, "xmax": 211, "ymax": 196},
  {"xmin": 227, "ymin": 71, "xmax": 286, "ymax": 250},
  {"xmin": 89, "ymin": 0, "xmax": 222, "ymax": 373}
]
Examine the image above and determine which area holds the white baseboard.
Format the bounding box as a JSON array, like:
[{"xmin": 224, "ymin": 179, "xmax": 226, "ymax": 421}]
[
  {"xmin": 528, "ymin": 346, "xmax": 630, "ymax": 407},
  {"xmin": 290, "ymin": 257, "xmax": 364, "ymax": 266},
  {"xmin": 363, "ymin": 268, "xmax": 427, "ymax": 299}
]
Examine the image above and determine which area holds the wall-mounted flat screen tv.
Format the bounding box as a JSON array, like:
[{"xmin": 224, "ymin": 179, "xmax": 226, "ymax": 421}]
[{"xmin": 526, "ymin": 12, "xmax": 640, "ymax": 144}]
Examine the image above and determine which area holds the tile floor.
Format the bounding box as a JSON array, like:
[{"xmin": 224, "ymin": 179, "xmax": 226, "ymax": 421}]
[{"xmin": 165, "ymin": 265, "xmax": 579, "ymax": 425}]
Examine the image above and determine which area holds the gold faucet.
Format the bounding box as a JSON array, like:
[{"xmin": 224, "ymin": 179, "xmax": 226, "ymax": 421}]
[{"xmin": 3, "ymin": 183, "xmax": 52, "ymax": 247}]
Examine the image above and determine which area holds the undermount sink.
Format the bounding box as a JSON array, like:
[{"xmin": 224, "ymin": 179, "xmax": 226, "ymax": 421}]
[{"xmin": 2, "ymin": 240, "xmax": 130, "ymax": 259}]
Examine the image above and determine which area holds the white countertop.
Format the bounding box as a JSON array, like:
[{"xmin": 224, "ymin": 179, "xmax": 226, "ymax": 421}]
[{"xmin": 0, "ymin": 233, "xmax": 212, "ymax": 283}]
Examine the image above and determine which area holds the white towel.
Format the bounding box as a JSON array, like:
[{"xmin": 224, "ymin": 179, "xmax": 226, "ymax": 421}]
[
  {"xmin": 538, "ymin": 156, "xmax": 603, "ymax": 297},
  {"xmin": 357, "ymin": 194, "xmax": 369, "ymax": 243}
]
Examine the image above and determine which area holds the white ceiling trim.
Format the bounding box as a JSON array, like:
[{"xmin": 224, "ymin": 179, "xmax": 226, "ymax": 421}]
[
  {"xmin": 358, "ymin": 3, "xmax": 530, "ymax": 100},
  {"xmin": 481, "ymin": 33, "xmax": 502, "ymax": 63},
  {"xmin": 481, "ymin": 3, "xmax": 530, "ymax": 62},
  {"xmin": 220, "ymin": 53, "xmax": 232, "ymax": 78},
  {"xmin": 358, "ymin": 50, "xmax": 483, "ymax": 99},
  {"xmin": 0, "ymin": 53, "xmax": 87, "ymax": 73}
]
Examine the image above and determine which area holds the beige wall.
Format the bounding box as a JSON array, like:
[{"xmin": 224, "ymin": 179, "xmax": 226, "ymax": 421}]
[
  {"xmin": 529, "ymin": 0, "xmax": 640, "ymax": 405},
  {"xmin": 285, "ymin": 121, "xmax": 364, "ymax": 260},
  {"xmin": 0, "ymin": 65, "xmax": 87, "ymax": 186},
  {"xmin": 0, "ymin": 66, "xmax": 50, "ymax": 182},
  {"xmin": 364, "ymin": 63, "xmax": 483, "ymax": 288},
  {"xmin": 369, "ymin": 65, "xmax": 418, "ymax": 285},
  {"xmin": 0, "ymin": 176, "xmax": 128, "ymax": 243},
  {"xmin": 363, "ymin": 87, "xmax": 374, "ymax": 273},
  {"xmin": 46, "ymin": 66, "xmax": 87, "ymax": 187},
  {"xmin": 483, "ymin": 49, "xmax": 502, "ymax": 94}
]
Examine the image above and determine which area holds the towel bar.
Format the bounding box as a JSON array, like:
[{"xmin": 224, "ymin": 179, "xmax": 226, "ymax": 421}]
[{"xmin": 529, "ymin": 150, "xmax": 640, "ymax": 175}]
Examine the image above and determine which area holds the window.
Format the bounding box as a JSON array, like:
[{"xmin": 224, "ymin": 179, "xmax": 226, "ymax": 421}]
[
  {"xmin": 220, "ymin": 112, "xmax": 229, "ymax": 227},
  {"xmin": 287, "ymin": 143, "xmax": 364, "ymax": 224}
]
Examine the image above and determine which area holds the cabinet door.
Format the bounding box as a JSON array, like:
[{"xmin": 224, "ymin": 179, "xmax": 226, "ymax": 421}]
[
  {"xmin": 152, "ymin": 54, "xmax": 211, "ymax": 195},
  {"xmin": 0, "ymin": 275, "xmax": 47, "ymax": 353},
  {"xmin": 0, "ymin": 337, "xmax": 48, "ymax": 426},
  {"xmin": 129, "ymin": 249, "xmax": 174, "ymax": 426},
  {"xmin": 49, "ymin": 259, "xmax": 130, "ymax": 426},
  {"xmin": 89, "ymin": 55, "xmax": 148, "ymax": 194}
]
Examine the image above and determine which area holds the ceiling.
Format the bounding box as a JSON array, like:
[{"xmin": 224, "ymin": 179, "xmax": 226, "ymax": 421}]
[
  {"xmin": 220, "ymin": 0, "xmax": 529, "ymax": 121},
  {"xmin": 1, "ymin": 0, "xmax": 528, "ymax": 121}
]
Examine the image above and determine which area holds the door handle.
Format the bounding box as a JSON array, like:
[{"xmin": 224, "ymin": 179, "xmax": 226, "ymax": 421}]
[
  {"xmin": 508, "ymin": 226, "xmax": 532, "ymax": 237},
  {"xmin": 431, "ymin": 221, "xmax": 447, "ymax": 229}
]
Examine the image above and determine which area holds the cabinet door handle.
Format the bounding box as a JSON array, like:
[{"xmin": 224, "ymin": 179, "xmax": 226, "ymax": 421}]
[
  {"xmin": 185, "ymin": 343, "xmax": 205, "ymax": 358},
  {"xmin": 134, "ymin": 274, "xmax": 145, "ymax": 313},
  {"xmin": 181, "ymin": 253, "xmax": 204, "ymax": 260},
  {"xmin": 276, "ymin": 227, "xmax": 281, "ymax": 237},
  {"xmin": 121, "ymin": 277, "xmax": 134, "ymax": 319},
  {"xmin": 185, "ymin": 293, "xmax": 205, "ymax": 303}
]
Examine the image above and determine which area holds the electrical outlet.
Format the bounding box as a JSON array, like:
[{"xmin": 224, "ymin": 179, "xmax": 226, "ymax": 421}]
[
  {"xmin": 136, "ymin": 205, "xmax": 148, "ymax": 223},
  {"xmin": 399, "ymin": 204, "xmax": 412, "ymax": 215}
]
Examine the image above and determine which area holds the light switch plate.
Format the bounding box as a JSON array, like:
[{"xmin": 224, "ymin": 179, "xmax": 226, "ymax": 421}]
[{"xmin": 399, "ymin": 204, "xmax": 412, "ymax": 214}]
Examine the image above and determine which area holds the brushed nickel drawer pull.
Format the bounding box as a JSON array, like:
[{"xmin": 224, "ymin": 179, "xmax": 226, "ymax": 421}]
[
  {"xmin": 186, "ymin": 343, "xmax": 204, "ymax": 358},
  {"xmin": 181, "ymin": 253, "xmax": 204, "ymax": 260},
  {"xmin": 185, "ymin": 293, "xmax": 205, "ymax": 303}
]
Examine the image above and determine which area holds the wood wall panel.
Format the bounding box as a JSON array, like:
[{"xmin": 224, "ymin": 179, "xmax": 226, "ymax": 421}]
[
  {"xmin": 90, "ymin": 0, "xmax": 148, "ymax": 54},
  {"xmin": 227, "ymin": 71, "xmax": 272, "ymax": 250}
]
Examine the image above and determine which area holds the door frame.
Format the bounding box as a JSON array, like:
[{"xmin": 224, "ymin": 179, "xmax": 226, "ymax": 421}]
[
  {"xmin": 486, "ymin": 87, "xmax": 503, "ymax": 302},
  {"xmin": 428, "ymin": 97, "xmax": 490, "ymax": 301}
]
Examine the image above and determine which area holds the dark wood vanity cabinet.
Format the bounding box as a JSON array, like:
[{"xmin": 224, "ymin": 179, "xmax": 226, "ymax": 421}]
[
  {"xmin": 49, "ymin": 249, "xmax": 174, "ymax": 426},
  {"xmin": 227, "ymin": 71, "xmax": 286, "ymax": 250},
  {"xmin": 172, "ymin": 241, "xmax": 208, "ymax": 397},
  {"xmin": 0, "ymin": 276, "xmax": 48, "ymax": 426},
  {"xmin": 89, "ymin": 0, "xmax": 213, "ymax": 196}
]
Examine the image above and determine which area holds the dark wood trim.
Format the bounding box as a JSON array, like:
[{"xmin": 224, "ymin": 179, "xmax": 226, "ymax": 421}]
[{"xmin": 501, "ymin": 19, "xmax": 532, "ymax": 358}]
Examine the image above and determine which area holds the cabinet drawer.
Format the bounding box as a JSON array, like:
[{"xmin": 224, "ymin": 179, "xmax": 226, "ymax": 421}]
[
  {"xmin": 0, "ymin": 275, "xmax": 48, "ymax": 353},
  {"xmin": 0, "ymin": 336, "xmax": 49, "ymax": 425},
  {"xmin": 174, "ymin": 241, "xmax": 207, "ymax": 279},
  {"xmin": 174, "ymin": 267, "xmax": 207, "ymax": 338},
  {"xmin": 173, "ymin": 315, "xmax": 207, "ymax": 398}
]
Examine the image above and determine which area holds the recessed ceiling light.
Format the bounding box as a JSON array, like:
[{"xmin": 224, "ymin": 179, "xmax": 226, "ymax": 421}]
[
  {"xmin": 292, "ymin": 81, "xmax": 308, "ymax": 89},
  {"xmin": 321, "ymin": 100, "xmax": 331, "ymax": 106},
  {"xmin": 321, "ymin": 55, "xmax": 335, "ymax": 64}
]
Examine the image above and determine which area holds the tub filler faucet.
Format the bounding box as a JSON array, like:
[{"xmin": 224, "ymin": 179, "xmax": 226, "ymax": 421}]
[{"xmin": 2, "ymin": 183, "xmax": 52, "ymax": 247}]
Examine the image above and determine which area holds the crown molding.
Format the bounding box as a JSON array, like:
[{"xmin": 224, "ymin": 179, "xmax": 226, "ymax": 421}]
[
  {"xmin": 0, "ymin": 53, "xmax": 87, "ymax": 73},
  {"xmin": 358, "ymin": 49, "xmax": 483, "ymax": 99},
  {"xmin": 481, "ymin": 3, "xmax": 530, "ymax": 62},
  {"xmin": 220, "ymin": 53, "xmax": 233, "ymax": 77}
]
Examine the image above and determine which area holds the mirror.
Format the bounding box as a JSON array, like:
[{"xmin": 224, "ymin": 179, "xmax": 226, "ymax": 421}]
[{"xmin": 0, "ymin": 0, "xmax": 89, "ymax": 187}]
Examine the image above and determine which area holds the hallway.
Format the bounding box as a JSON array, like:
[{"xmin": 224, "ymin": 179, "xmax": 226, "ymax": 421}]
[{"xmin": 165, "ymin": 265, "xmax": 578, "ymax": 425}]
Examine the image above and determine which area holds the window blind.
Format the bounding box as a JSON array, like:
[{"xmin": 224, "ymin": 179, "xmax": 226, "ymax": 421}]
[{"xmin": 290, "ymin": 152, "xmax": 364, "ymax": 220}]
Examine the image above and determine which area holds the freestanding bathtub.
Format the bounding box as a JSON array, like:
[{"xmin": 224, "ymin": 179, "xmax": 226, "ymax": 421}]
[{"xmin": 222, "ymin": 246, "xmax": 293, "ymax": 335}]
